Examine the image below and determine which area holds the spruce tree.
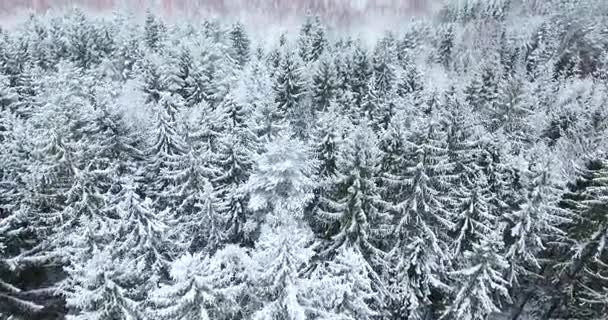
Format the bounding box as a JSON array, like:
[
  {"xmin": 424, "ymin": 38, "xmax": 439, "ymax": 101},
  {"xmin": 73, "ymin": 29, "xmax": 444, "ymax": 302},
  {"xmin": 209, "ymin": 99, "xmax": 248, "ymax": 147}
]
[
  {"xmin": 311, "ymin": 54, "xmax": 337, "ymax": 113},
  {"xmin": 314, "ymin": 124, "xmax": 389, "ymax": 310},
  {"xmin": 442, "ymin": 235, "xmax": 511, "ymax": 320},
  {"xmin": 385, "ymin": 115, "xmax": 454, "ymax": 320},
  {"xmin": 273, "ymin": 51, "xmax": 309, "ymax": 139},
  {"xmin": 437, "ymin": 24, "xmax": 455, "ymax": 69},
  {"xmin": 144, "ymin": 11, "xmax": 165, "ymax": 51},
  {"xmin": 229, "ymin": 22, "xmax": 251, "ymax": 68},
  {"xmin": 505, "ymin": 144, "xmax": 568, "ymax": 281},
  {"xmin": 66, "ymin": 178, "xmax": 171, "ymax": 320},
  {"xmin": 301, "ymin": 247, "xmax": 378, "ymax": 320},
  {"xmin": 541, "ymin": 158, "xmax": 608, "ymax": 319},
  {"xmin": 245, "ymin": 133, "xmax": 318, "ymax": 320}
]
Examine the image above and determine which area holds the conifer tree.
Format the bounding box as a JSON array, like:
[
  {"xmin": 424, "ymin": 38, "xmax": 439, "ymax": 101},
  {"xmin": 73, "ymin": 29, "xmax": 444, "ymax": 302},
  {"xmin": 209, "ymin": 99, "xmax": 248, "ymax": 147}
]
[
  {"xmin": 372, "ymin": 34, "xmax": 397, "ymax": 97},
  {"xmin": 298, "ymin": 15, "xmax": 327, "ymax": 63},
  {"xmin": 349, "ymin": 43, "xmax": 373, "ymax": 109},
  {"xmin": 143, "ymin": 93, "xmax": 189, "ymax": 211},
  {"xmin": 314, "ymin": 124, "xmax": 389, "ymax": 310},
  {"xmin": 149, "ymin": 253, "xmax": 216, "ymax": 320},
  {"xmin": 244, "ymin": 133, "xmax": 318, "ymax": 320},
  {"xmin": 397, "ymin": 54, "xmax": 424, "ymax": 100},
  {"xmin": 540, "ymin": 158, "xmax": 608, "ymax": 319},
  {"xmin": 301, "ymin": 247, "xmax": 378, "ymax": 320},
  {"xmin": 505, "ymin": 144, "xmax": 568, "ymax": 280},
  {"xmin": 241, "ymin": 54, "xmax": 286, "ymax": 142},
  {"xmin": 0, "ymin": 110, "xmax": 61, "ymax": 318},
  {"xmin": 311, "ymin": 54, "xmax": 337, "ymax": 113},
  {"xmin": 437, "ymin": 24, "xmax": 455, "ymax": 69},
  {"xmin": 144, "ymin": 11, "xmax": 165, "ymax": 51},
  {"xmin": 385, "ymin": 116, "xmax": 454, "ymax": 319},
  {"xmin": 442, "ymin": 235, "xmax": 511, "ymax": 320},
  {"xmin": 150, "ymin": 246, "xmax": 256, "ymax": 320},
  {"xmin": 245, "ymin": 133, "xmax": 317, "ymax": 217},
  {"xmin": 273, "ymin": 51, "xmax": 309, "ymax": 139},
  {"xmin": 251, "ymin": 221, "xmax": 313, "ymax": 320},
  {"xmin": 214, "ymin": 132, "xmax": 256, "ymax": 246},
  {"xmin": 66, "ymin": 178, "xmax": 171, "ymax": 320},
  {"xmin": 229, "ymin": 22, "xmax": 251, "ymax": 68},
  {"xmin": 66, "ymin": 10, "xmax": 104, "ymax": 69}
]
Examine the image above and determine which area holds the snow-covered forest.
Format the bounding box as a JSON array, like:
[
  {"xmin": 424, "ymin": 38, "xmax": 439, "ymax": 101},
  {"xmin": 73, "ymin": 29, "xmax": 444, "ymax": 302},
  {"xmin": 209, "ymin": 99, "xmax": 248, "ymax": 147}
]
[{"xmin": 2, "ymin": 0, "xmax": 608, "ymax": 319}]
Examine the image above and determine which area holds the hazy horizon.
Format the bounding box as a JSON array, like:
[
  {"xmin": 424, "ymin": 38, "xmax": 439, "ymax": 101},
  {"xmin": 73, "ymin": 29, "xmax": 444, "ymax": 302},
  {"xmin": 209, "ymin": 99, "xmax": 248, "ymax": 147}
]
[{"xmin": 0, "ymin": 0, "xmax": 437, "ymax": 28}]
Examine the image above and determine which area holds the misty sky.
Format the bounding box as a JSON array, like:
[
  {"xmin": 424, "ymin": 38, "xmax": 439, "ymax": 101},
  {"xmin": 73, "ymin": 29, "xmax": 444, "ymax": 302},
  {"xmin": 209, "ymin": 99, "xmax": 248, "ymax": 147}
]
[{"xmin": 0, "ymin": 0, "xmax": 433, "ymax": 20}]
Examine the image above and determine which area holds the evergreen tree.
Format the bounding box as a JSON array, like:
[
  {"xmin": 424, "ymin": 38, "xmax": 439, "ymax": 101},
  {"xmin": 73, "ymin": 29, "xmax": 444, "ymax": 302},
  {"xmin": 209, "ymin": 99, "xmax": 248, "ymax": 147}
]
[
  {"xmin": 143, "ymin": 93, "xmax": 189, "ymax": 211},
  {"xmin": 149, "ymin": 253, "xmax": 216, "ymax": 320},
  {"xmin": 505, "ymin": 144, "xmax": 568, "ymax": 281},
  {"xmin": 397, "ymin": 54, "xmax": 424, "ymax": 100},
  {"xmin": 314, "ymin": 124, "xmax": 388, "ymax": 310},
  {"xmin": 214, "ymin": 132, "xmax": 256, "ymax": 246},
  {"xmin": 311, "ymin": 54, "xmax": 337, "ymax": 113},
  {"xmin": 273, "ymin": 51, "xmax": 309, "ymax": 139},
  {"xmin": 144, "ymin": 12, "xmax": 165, "ymax": 51},
  {"xmin": 66, "ymin": 10, "xmax": 105, "ymax": 69},
  {"xmin": 372, "ymin": 33, "xmax": 397, "ymax": 97},
  {"xmin": 251, "ymin": 221, "xmax": 313, "ymax": 320},
  {"xmin": 385, "ymin": 116, "xmax": 454, "ymax": 320},
  {"xmin": 298, "ymin": 15, "xmax": 327, "ymax": 63},
  {"xmin": 0, "ymin": 110, "xmax": 62, "ymax": 318},
  {"xmin": 349, "ymin": 43, "xmax": 373, "ymax": 110},
  {"xmin": 442, "ymin": 235, "xmax": 511, "ymax": 320},
  {"xmin": 541, "ymin": 158, "xmax": 608, "ymax": 319},
  {"xmin": 66, "ymin": 178, "xmax": 170, "ymax": 320},
  {"xmin": 437, "ymin": 24, "xmax": 455, "ymax": 69},
  {"xmin": 229, "ymin": 22, "xmax": 251, "ymax": 68},
  {"xmin": 245, "ymin": 133, "xmax": 317, "ymax": 217},
  {"xmin": 301, "ymin": 247, "xmax": 378, "ymax": 320}
]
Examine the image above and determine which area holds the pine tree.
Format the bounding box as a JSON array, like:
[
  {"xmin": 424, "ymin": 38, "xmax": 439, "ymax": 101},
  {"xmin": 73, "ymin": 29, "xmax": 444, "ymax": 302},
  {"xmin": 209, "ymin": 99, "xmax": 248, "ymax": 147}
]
[
  {"xmin": 492, "ymin": 74, "xmax": 533, "ymax": 136},
  {"xmin": 437, "ymin": 24, "xmax": 455, "ymax": 69},
  {"xmin": 66, "ymin": 178, "xmax": 171, "ymax": 320},
  {"xmin": 273, "ymin": 51, "xmax": 309, "ymax": 139},
  {"xmin": 0, "ymin": 75, "xmax": 18, "ymax": 113},
  {"xmin": 541, "ymin": 158, "xmax": 608, "ymax": 319},
  {"xmin": 0, "ymin": 110, "xmax": 62, "ymax": 318},
  {"xmin": 442, "ymin": 235, "xmax": 511, "ymax": 320},
  {"xmin": 214, "ymin": 131, "xmax": 256, "ymax": 246},
  {"xmin": 311, "ymin": 107, "xmax": 349, "ymax": 181},
  {"xmin": 244, "ymin": 132, "xmax": 318, "ymax": 318},
  {"xmin": 298, "ymin": 15, "xmax": 314, "ymax": 63},
  {"xmin": 298, "ymin": 15, "xmax": 327, "ymax": 63},
  {"xmin": 397, "ymin": 54, "xmax": 424, "ymax": 100},
  {"xmin": 140, "ymin": 57, "xmax": 164, "ymax": 104},
  {"xmin": 66, "ymin": 10, "xmax": 105, "ymax": 69},
  {"xmin": 150, "ymin": 253, "xmax": 216, "ymax": 320},
  {"xmin": 349, "ymin": 43, "xmax": 373, "ymax": 110},
  {"xmin": 144, "ymin": 11, "xmax": 165, "ymax": 51},
  {"xmin": 143, "ymin": 93, "xmax": 189, "ymax": 211},
  {"xmin": 245, "ymin": 133, "xmax": 318, "ymax": 217},
  {"xmin": 465, "ymin": 65, "xmax": 500, "ymax": 118},
  {"xmin": 314, "ymin": 124, "xmax": 388, "ymax": 310},
  {"xmin": 505, "ymin": 144, "xmax": 568, "ymax": 280},
  {"xmin": 150, "ymin": 244, "xmax": 254, "ymax": 320},
  {"xmin": 309, "ymin": 17, "xmax": 328, "ymax": 63},
  {"xmin": 251, "ymin": 221, "xmax": 313, "ymax": 320},
  {"xmin": 385, "ymin": 115, "xmax": 454, "ymax": 320},
  {"xmin": 311, "ymin": 54, "xmax": 337, "ymax": 113},
  {"xmin": 301, "ymin": 247, "xmax": 378, "ymax": 320},
  {"xmin": 242, "ymin": 54, "xmax": 287, "ymax": 142},
  {"xmin": 372, "ymin": 33, "xmax": 397, "ymax": 97},
  {"xmin": 441, "ymin": 90, "xmax": 500, "ymax": 257},
  {"xmin": 229, "ymin": 22, "xmax": 251, "ymax": 68}
]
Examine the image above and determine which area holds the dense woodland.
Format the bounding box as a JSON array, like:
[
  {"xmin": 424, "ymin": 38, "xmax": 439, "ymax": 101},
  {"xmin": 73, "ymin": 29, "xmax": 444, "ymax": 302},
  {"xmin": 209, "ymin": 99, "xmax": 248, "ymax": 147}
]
[{"xmin": 2, "ymin": 0, "xmax": 608, "ymax": 319}]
